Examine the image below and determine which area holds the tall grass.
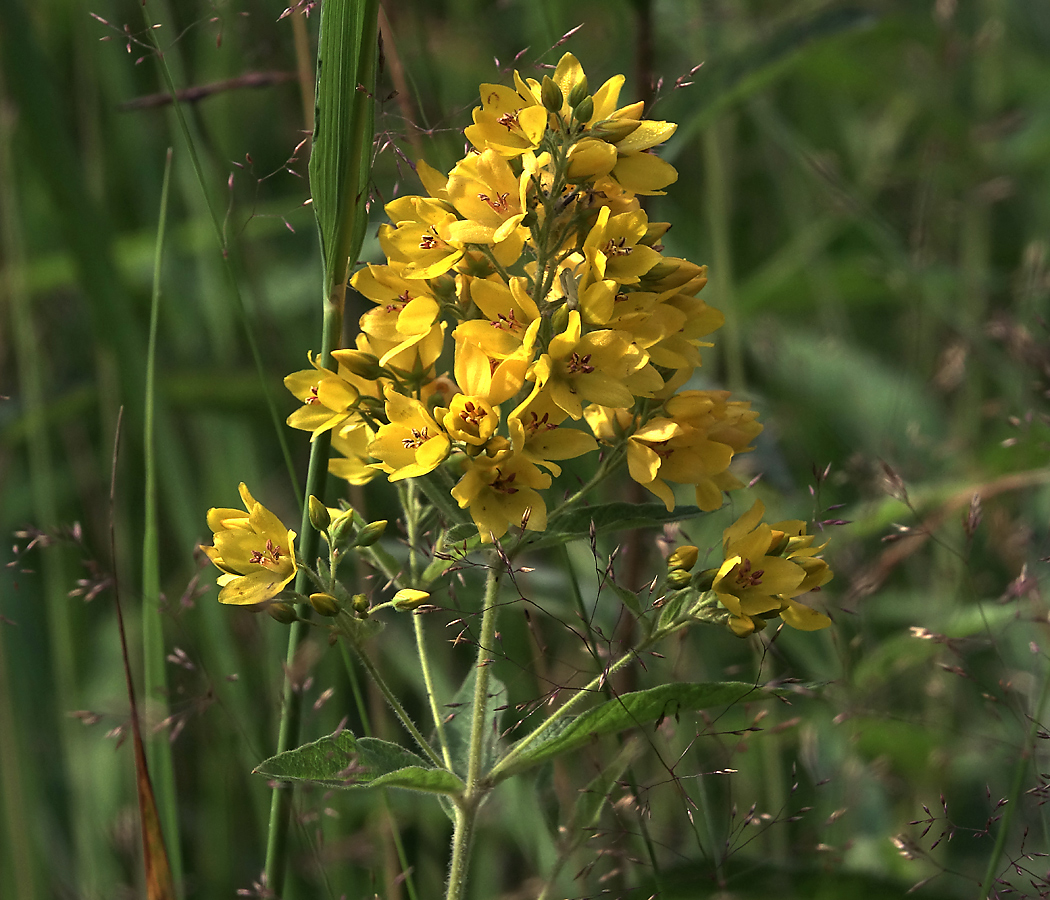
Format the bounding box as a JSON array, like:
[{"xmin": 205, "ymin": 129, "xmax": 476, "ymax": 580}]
[{"xmin": 3, "ymin": 0, "xmax": 1050, "ymax": 897}]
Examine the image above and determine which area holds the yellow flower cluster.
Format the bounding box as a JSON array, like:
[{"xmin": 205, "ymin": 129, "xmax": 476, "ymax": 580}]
[
  {"xmin": 285, "ymin": 54, "xmax": 762, "ymax": 542},
  {"xmin": 672, "ymin": 501, "xmax": 833, "ymax": 634}
]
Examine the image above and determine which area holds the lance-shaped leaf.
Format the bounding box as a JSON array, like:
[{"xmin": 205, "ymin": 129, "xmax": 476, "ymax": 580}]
[
  {"xmin": 310, "ymin": 0, "xmax": 380, "ymax": 296},
  {"xmin": 490, "ymin": 682, "xmax": 778, "ymax": 782},
  {"xmin": 255, "ymin": 731, "xmax": 465, "ymax": 798}
]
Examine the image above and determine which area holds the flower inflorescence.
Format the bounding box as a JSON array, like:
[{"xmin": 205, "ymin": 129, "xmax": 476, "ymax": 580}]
[
  {"xmin": 285, "ymin": 53, "xmax": 759, "ymax": 542},
  {"xmin": 204, "ymin": 54, "xmax": 834, "ymax": 634}
]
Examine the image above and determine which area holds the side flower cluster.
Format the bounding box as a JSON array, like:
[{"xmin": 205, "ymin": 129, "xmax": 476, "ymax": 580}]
[
  {"xmin": 283, "ymin": 54, "xmax": 764, "ymax": 542},
  {"xmin": 669, "ymin": 500, "xmax": 833, "ymax": 634}
]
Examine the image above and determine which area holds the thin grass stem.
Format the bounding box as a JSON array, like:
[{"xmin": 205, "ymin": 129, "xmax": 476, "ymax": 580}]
[{"xmin": 142, "ymin": 145, "xmax": 183, "ymax": 895}]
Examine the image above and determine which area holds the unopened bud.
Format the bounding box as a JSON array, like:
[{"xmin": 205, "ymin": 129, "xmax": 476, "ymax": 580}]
[
  {"xmin": 692, "ymin": 568, "xmax": 717, "ymax": 593},
  {"xmin": 309, "ymin": 592, "xmax": 340, "ymax": 617},
  {"xmin": 332, "ymin": 349, "xmax": 383, "ymax": 381},
  {"xmin": 550, "ymin": 302, "xmax": 570, "ymax": 335},
  {"xmin": 541, "ymin": 75, "xmax": 563, "ymax": 113},
  {"xmin": 393, "ymin": 588, "xmax": 430, "ymax": 611},
  {"xmin": 587, "ymin": 117, "xmax": 640, "ymax": 143},
  {"xmin": 308, "ymin": 496, "xmax": 331, "ymax": 532},
  {"xmin": 641, "ymin": 261, "xmax": 678, "ymax": 282},
  {"xmin": 268, "ymin": 602, "xmax": 298, "ymax": 624},
  {"xmin": 329, "ymin": 508, "xmax": 357, "ymax": 548},
  {"xmin": 767, "ymin": 530, "xmax": 789, "ymax": 556},
  {"xmin": 352, "ymin": 593, "xmax": 370, "ymax": 615},
  {"xmin": 567, "ymin": 77, "xmax": 589, "ymax": 109},
  {"xmin": 353, "ymin": 519, "xmax": 388, "ymax": 547},
  {"xmin": 666, "ymin": 569, "xmax": 693, "ymax": 588},
  {"xmin": 572, "ymin": 96, "xmax": 594, "ymax": 125},
  {"xmin": 668, "ymin": 545, "xmax": 699, "ymax": 571}
]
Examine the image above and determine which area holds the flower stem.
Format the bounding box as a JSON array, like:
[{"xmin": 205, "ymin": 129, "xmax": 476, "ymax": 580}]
[
  {"xmin": 445, "ymin": 554, "xmax": 505, "ymax": 900},
  {"xmin": 337, "ymin": 612, "xmax": 446, "ymax": 769},
  {"xmin": 263, "ymin": 283, "xmax": 343, "ymax": 895}
]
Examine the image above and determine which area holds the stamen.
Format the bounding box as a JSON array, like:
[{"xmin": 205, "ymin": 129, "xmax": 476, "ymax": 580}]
[
  {"xmin": 401, "ymin": 427, "xmax": 430, "ymax": 449},
  {"xmin": 477, "ymin": 191, "xmax": 511, "ymax": 213},
  {"xmin": 496, "ymin": 111, "xmax": 520, "ymax": 132}
]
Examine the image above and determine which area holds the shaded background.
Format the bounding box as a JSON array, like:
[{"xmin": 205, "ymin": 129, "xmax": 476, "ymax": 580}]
[{"xmin": 3, "ymin": 0, "xmax": 1050, "ymax": 897}]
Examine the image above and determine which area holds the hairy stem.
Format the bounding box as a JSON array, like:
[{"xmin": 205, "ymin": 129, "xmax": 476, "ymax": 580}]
[{"xmin": 445, "ymin": 555, "xmax": 505, "ymax": 900}]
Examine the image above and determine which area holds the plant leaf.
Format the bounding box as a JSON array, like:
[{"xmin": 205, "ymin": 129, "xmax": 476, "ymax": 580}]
[
  {"xmin": 254, "ymin": 730, "xmax": 465, "ymax": 797},
  {"xmin": 492, "ymin": 682, "xmax": 775, "ymax": 781},
  {"xmin": 310, "ymin": 0, "xmax": 380, "ymax": 296},
  {"xmin": 445, "ymin": 668, "xmax": 507, "ymax": 778}
]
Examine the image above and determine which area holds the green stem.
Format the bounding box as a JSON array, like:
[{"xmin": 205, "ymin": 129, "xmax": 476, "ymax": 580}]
[
  {"xmin": 445, "ymin": 803, "xmax": 479, "ymax": 900},
  {"xmin": 402, "ymin": 480, "xmax": 454, "ymax": 768},
  {"xmin": 445, "ymin": 556, "xmax": 505, "ymax": 900},
  {"xmin": 415, "ymin": 615, "xmax": 454, "ymax": 770},
  {"xmin": 263, "ymin": 285, "xmax": 343, "ymax": 895},
  {"xmin": 142, "ymin": 146, "xmax": 183, "ymax": 895},
  {"xmin": 337, "ymin": 643, "xmax": 420, "ymax": 900},
  {"xmin": 536, "ymin": 444, "xmax": 626, "ymax": 540},
  {"xmin": 338, "ymin": 613, "xmax": 445, "ymax": 768}
]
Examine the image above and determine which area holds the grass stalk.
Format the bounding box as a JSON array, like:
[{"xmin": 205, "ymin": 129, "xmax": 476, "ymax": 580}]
[{"xmin": 142, "ymin": 146, "xmax": 183, "ymax": 895}]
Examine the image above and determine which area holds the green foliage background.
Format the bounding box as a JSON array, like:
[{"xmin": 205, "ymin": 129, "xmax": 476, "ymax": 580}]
[{"xmin": 3, "ymin": 0, "xmax": 1050, "ymax": 897}]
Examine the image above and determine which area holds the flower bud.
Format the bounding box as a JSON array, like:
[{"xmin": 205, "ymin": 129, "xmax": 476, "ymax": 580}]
[
  {"xmin": 572, "ymin": 96, "xmax": 594, "ymax": 125},
  {"xmin": 308, "ymin": 495, "xmax": 331, "ymax": 533},
  {"xmin": 333, "ymin": 350, "xmax": 383, "ymax": 381},
  {"xmin": 567, "ymin": 77, "xmax": 589, "ymax": 109},
  {"xmin": 587, "ymin": 117, "xmax": 640, "ymax": 143},
  {"xmin": 328, "ymin": 508, "xmax": 357, "ymax": 549},
  {"xmin": 666, "ymin": 569, "xmax": 693, "ymax": 588},
  {"xmin": 541, "ymin": 75, "xmax": 563, "ymax": 113},
  {"xmin": 691, "ymin": 567, "xmax": 717, "ymax": 593},
  {"xmin": 352, "ymin": 593, "xmax": 370, "ymax": 615},
  {"xmin": 353, "ymin": 519, "xmax": 388, "ymax": 547},
  {"xmin": 767, "ymin": 529, "xmax": 790, "ymax": 556},
  {"xmin": 393, "ymin": 588, "xmax": 431, "ymax": 611},
  {"xmin": 668, "ymin": 545, "xmax": 699, "ymax": 571},
  {"xmin": 640, "ymin": 261, "xmax": 679, "ymax": 282},
  {"xmin": 550, "ymin": 302, "xmax": 570, "ymax": 336},
  {"xmin": 309, "ymin": 592, "xmax": 340, "ymax": 617},
  {"xmin": 267, "ymin": 602, "xmax": 298, "ymax": 624}
]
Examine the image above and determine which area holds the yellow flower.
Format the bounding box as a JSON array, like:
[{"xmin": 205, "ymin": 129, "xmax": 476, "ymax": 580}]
[
  {"xmin": 379, "ymin": 196, "xmax": 463, "ymax": 280},
  {"xmin": 329, "ymin": 421, "xmax": 378, "ymax": 486},
  {"xmin": 582, "ymin": 207, "xmax": 663, "ymax": 284},
  {"xmin": 442, "ymin": 394, "xmax": 500, "ymax": 447},
  {"xmin": 284, "ymin": 356, "xmax": 362, "ymax": 439},
  {"xmin": 713, "ymin": 501, "xmax": 832, "ymax": 633},
  {"xmin": 203, "ymin": 483, "xmax": 297, "ymax": 606},
  {"xmin": 529, "ymin": 310, "xmax": 654, "ymax": 420},
  {"xmin": 451, "ymin": 449, "xmax": 551, "ymax": 542},
  {"xmin": 445, "ymin": 149, "xmax": 529, "ymax": 249},
  {"xmin": 464, "ymin": 82, "xmax": 547, "ymax": 157},
  {"xmin": 509, "ymin": 389, "xmax": 597, "ymax": 476},
  {"xmin": 368, "ymin": 386, "xmax": 451, "ymax": 481}
]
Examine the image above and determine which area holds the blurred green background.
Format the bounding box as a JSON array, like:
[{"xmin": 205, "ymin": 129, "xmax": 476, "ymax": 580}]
[{"xmin": 3, "ymin": 0, "xmax": 1050, "ymax": 897}]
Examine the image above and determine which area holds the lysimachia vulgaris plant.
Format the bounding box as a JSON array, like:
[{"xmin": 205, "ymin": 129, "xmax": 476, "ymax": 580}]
[{"xmin": 204, "ymin": 50, "xmax": 834, "ymax": 900}]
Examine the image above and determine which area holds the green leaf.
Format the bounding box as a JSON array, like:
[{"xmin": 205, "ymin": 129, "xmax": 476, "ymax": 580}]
[
  {"xmin": 254, "ymin": 731, "xmax": 465, "ymax": 797},
  {"xmin": 310, "ymin": 0, "xmax": 380, "ymax": 296},
  {"xmin": 607, "ymin": 580, "xmax": 644, "ymax": 618},
  {"xmin": 445, "ymin": 668, "xmax": 507, "ymax": 778},
  {"xmin": 493, "ymin": 682, "xmax": 775, "ymax": 781}
]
